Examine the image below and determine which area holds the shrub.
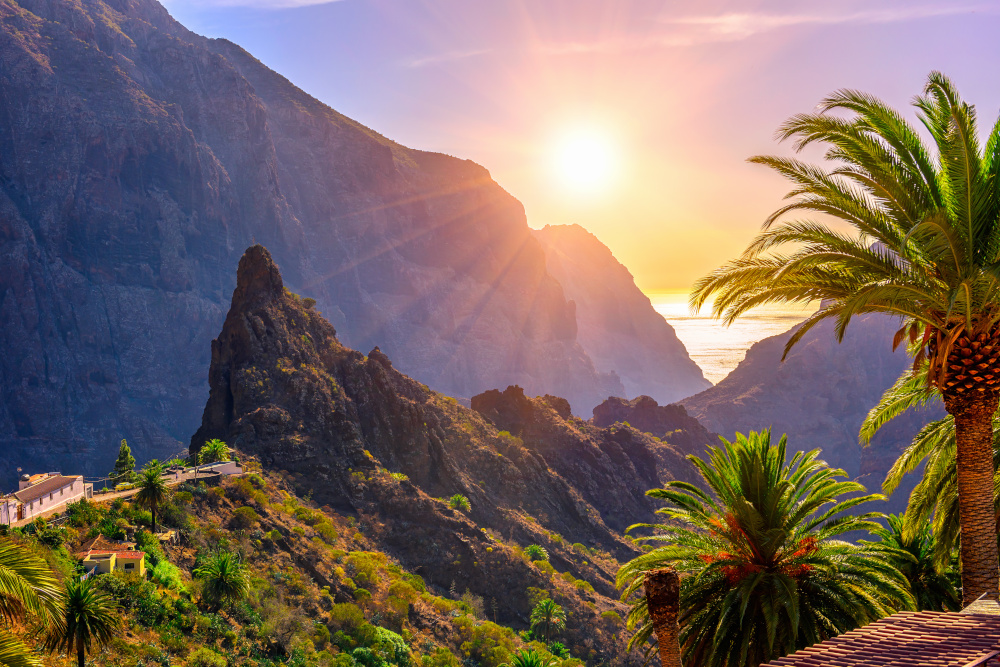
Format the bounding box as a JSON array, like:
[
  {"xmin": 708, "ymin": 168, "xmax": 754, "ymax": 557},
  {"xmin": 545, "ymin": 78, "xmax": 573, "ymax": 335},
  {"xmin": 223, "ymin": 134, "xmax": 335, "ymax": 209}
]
[
  {"xmin": 66, "ymin": 499, "xmax": 102, "ymax": 527},
  {"xmin": 315, "ymin": 521, "xmax": 339, "ymax": 544},
  {"xmin": 448, "ymin": 495, "xmax": 471, "ymax": 512},
  {"xmin": 231, "ymin": 506, "xmax": 260, "ymax": 530},
  {"xmin": 533, "ymin": 561, "xmax": 556, "ymax": 576},
  {"xmin": 346, "ymin": 552, "xmax": 387, "ymax": 588},
  {"xmin": 189, "ymin": 647, "xmax": 227, "ymax": 667},
  {"xmin": 600, "ymin": 610, "xmax": 622, "ymax": 626},
  {"xmin": 573, "ymin": 580, "xmax": 594, "ymax": 594},
  {"xmin": 329, "ymin": 603, "xmax": 366, "ymax": 633},
  {"xmin": 354, "ymin": 588, "xmax": 372, "ymax": 602},
  {"xmin": 174, "ymin": 491, "xmax": 193, "ymax": 505},
  {"xmin": 523, "ymin": 545, "xmax": 548, "ymax": 561},
  {"xmin": 421, "ymin": 648, "xmax": 460, "ymax": 667}
]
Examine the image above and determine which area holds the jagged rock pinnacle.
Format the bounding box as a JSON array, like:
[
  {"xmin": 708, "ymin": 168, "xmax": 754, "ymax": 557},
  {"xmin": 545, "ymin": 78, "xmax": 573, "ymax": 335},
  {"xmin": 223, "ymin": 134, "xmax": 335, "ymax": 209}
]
[{"xmin": 233, "ymin": 245, "xmax": 284, "ymax": 306}]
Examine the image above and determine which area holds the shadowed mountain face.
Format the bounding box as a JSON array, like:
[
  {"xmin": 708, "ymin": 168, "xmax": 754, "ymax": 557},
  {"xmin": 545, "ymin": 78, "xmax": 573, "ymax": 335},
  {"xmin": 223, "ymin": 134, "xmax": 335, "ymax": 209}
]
[
  {"xmin": 681, "ymin": 314, "xmax": 944, "ymax": 512},
  {"xmin": 533, "ymin": 224, "xmax": 711, "ymax": 404},
  {"xmin": 0, "ymin": 0, "xmax": 709, "ymax": 484},
  {"xmin": 188, "ymin": 246, "xmax": 697, "ymax": 661}
]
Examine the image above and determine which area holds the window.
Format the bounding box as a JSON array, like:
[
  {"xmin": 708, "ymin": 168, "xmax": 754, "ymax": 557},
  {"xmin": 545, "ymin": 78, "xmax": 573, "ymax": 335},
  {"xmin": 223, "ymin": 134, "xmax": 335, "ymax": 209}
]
[{"xmin": 124, "ymin": 563, "xmax": 134, "ymax": 570}]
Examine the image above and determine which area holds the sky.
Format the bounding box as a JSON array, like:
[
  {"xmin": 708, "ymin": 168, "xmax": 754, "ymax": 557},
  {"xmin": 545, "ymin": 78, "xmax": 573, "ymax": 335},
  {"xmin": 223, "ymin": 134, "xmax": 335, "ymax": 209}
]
[{"xmin": 160, "ymin": 0, "xmax": 1000, "ymax": 293}]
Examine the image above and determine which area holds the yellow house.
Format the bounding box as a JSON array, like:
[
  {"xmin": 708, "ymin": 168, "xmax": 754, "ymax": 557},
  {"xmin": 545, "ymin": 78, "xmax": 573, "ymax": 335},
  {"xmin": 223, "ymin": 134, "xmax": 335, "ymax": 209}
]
[{"xmin": 79, "ymin": 550, "xmax": 146, "ymax": 576}]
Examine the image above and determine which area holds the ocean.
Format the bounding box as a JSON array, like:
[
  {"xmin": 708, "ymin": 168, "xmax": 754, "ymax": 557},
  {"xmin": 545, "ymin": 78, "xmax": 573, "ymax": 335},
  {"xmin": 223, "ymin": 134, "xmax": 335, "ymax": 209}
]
[{"xmin": 647, "ymin": 292, "xmax": 817, "ymax": 385}]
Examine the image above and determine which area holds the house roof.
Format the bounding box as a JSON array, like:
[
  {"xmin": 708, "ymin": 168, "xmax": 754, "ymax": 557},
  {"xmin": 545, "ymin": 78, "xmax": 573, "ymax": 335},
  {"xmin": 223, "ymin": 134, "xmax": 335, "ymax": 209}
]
[
  {"xmin": 12, "ymin": 475, "xmax": 81, "ymax": 503},
  {"xmin": 762, "ymin": 611, "xmax": 1000, "ymax": 667},
  {"xmin": 77, "ymin": 536, "xmax": 134, "ymax": 553},
  {"xmin": 79, "ymin": 550, "xmax": 145, "ymax": 559}
]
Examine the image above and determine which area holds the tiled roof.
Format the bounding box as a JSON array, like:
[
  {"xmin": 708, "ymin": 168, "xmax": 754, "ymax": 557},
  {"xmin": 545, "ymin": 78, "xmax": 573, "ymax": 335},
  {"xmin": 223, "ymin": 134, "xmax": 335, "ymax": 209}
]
[
  {"xmin": 13, "ymin": 475, "xmax": 81, "ymax": 503},
  {"xmin": 763, "ymin": 611, "xmax": 1000, "ymax": 667}
]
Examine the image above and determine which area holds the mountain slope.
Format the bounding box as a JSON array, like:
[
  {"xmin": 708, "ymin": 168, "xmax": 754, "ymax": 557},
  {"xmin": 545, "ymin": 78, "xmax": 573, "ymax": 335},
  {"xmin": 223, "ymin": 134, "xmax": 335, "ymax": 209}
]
[
  {"xmin": 533, "ymin": 224, "xmax": 710, "ymax": 403},
  {"xmin": 0, "ymin": 0, "xmax": 708, "ymax": 483},
  {"xmin": 190, "ymin": 245, "xmax": 697, "ymax": 632},
  {"xmin": 681, "ymin": 314, "xmax": 944, "ymax": 511}
]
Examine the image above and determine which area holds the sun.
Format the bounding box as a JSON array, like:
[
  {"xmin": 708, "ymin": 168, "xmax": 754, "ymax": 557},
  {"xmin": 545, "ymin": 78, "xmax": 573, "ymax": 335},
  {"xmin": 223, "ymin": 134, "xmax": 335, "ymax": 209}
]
[{"xmin": 550, "ymin": 127, "xmax": 619, "ymax": 195}]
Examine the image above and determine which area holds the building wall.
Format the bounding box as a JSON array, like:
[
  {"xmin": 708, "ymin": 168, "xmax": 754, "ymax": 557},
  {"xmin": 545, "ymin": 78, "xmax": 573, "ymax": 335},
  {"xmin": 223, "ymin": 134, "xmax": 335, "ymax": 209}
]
[{"xmin": 15, "ymin": 476, "xmax": 86, "ymax": 523}]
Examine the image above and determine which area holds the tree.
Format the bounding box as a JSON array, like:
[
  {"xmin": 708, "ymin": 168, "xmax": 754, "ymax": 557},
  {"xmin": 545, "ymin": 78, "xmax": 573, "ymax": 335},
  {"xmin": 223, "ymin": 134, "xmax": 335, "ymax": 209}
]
[
  {"xmin": 447, "ymin": 494, "xmax": 471, "ymax": 512},
  {"xmin": 529, "ymin": 598, "xmax": 566, "ymax": 643},
  {"xmin": 133, "ymin": 461, "xmax": 168, "ymax": 534},
  {"xmin": 865, "ymin": 514, "xmax": 961, "ymax": 612},
  {"xmin": 110, "ymin": 439, "xmax": 136, "ymax": 484},
  {"xmin": 198, "ymin": 439, "xmax": 230, "ymax": 465},
  {"xmin": 194, "ymin": 550, "xmax": 250, "ymax": 610},
  {"xmin": 43, "ymin": 579, "xmax": 120, "ymax": 667},
  {"xmin": 0, "ymin": 540, "xmax": 64, "ymax": 667},
  {"xmin": 507, "ymin": 650, "xmax": 555, "ymax": 667},
  {"xmin": 617, "ymin": 430, "xmax": 913, "ymax": 667},
  {"xmin": 523, "ymin": 545, "xmax": 548, "ymax": 562},
  {"xmin": 861, "ymin": 373, "xmax": 1000, "ymax": 569},
  {"xmin": 691, "ymin": 72, "xmax": 1000, "ymax": 604}
]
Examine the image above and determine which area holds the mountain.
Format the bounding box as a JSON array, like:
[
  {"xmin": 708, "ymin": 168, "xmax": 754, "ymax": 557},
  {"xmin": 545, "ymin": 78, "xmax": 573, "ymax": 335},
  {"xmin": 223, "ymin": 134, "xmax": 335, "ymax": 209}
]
[
  {"xmin": 681, "ymin": 314, "xmax": 944, "ymax": 512},
  {"xmin": 533, "ymin": 224, "xmax": 710, "ymax": 404},
  {"xmin": 591, "ymin": 395, "xmax": 718, "ymax": 456},
  {"xmin": 0, "ymin": 0, "xmax": 705, "ymax": 484},
  {"xmin": 189, "ymin": 244, "xmax": 698, "ymax": 660}
]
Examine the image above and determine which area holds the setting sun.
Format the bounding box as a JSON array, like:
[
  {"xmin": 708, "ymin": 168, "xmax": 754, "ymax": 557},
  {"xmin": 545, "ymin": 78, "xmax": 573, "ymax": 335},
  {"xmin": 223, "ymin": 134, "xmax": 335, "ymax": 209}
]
[{"xmin": 550, "ymin": 127, "xmax": 619, "ymax": 195}]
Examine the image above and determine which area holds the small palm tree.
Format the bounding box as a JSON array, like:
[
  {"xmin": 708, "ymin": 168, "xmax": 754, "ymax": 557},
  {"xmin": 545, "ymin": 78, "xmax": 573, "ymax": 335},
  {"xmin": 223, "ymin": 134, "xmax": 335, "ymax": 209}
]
[
  {"xmin": 448, "ymin": 494, "xmax": 471, "ymax": 512},
  {"xmin": 691, "ymin": 71, "xmax": 1000, "ymax": 604},
  {"xmin": 43, "ymin": 579, "xmax": 120, "ymax": 667},
  {"xmin": 523, "ymin": 544, "xmax": 549, "ymax": 562},
  {"xmin": 507, "ymin": 650, "xmax": 555, "ymax": 667},
  {"xmin": 133, "ymin": 461, "xmax": 168, "ymax": 534},
  {"xmin": 865, "ymin": 514, "xmax": 960, "ymax": 612},
  {"xmin": 195, "ymin": 551, "xmax": 250, "ymax": 610},
  {"xmin": 529, "ymin": 598, "xmax": 566, "ymax": 643},
  {"xmin": 618, "ymin": 430, "xmax": 913, "ymax": 667},
  {"xmin": 199, "ymin": 439, "xmax": 230, "ymax": 465},
  {"xmin": 0, "ymin": 540, "xmax": 64, "ymax": 667}
]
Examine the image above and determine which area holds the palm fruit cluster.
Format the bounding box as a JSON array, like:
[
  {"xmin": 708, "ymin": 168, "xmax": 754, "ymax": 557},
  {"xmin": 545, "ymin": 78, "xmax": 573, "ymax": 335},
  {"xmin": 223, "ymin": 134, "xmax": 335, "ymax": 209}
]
[{"xmin": 929, "ymin": 328, "xmax": 1000, "ymax": 396}]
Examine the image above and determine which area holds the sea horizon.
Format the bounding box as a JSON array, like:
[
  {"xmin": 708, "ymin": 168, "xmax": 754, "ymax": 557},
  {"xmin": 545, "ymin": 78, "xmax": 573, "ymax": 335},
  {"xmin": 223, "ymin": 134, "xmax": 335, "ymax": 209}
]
[{"xmin": 646, "ymin": 291, "xmax": 817, "ymax": 385}]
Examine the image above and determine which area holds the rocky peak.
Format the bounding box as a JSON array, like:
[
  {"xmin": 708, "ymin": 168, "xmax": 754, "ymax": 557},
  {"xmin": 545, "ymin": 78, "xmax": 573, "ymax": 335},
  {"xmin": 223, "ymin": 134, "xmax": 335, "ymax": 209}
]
[
  {"xmin": 591, "ymin": 395, "xmax": 717, "ymax": 456},
  {"xmin": 232, "ymin": 245, "xmax": 286, "ymax": 309}
]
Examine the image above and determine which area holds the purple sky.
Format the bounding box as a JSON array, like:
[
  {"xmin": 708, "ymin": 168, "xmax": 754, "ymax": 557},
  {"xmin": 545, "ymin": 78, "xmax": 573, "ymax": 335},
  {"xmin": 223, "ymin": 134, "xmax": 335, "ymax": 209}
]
[{"xmin": 161, "ymin": 0, "xmax": 1000, "ymax": 292}]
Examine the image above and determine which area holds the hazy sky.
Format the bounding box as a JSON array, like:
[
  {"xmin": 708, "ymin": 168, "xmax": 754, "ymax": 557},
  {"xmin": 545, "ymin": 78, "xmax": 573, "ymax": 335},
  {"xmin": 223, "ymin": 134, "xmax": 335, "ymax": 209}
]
[{"xmin": 161, "ymin": 0, "xmax": 1000, "ymax": 293}]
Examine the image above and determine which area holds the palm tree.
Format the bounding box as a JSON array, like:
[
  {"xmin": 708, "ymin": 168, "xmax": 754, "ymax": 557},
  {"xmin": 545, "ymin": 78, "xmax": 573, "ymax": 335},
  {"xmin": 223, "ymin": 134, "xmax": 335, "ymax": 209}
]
[
  {"xmin": 199, "ymin": 439, "xmax": 230, "ymax": 465},
  {"xmin": 529, "ymin": 598, "xmax": 566, "ymax": 643},
  {"xmin": 617, "ymin": 430, "xmax": 913, "ymax": 667},
  {"xmin": 507, "ymin": 650, "xmax": 555, "ymax": 667},
  {"xmin": 194, "ymin": 550, "xmax": 250, "ymax": 610},
  {"xmin": 865, "ymin": 514, "xmax": 961, "ymax": 612},
  {"xmin": 43, "ymin": 579, "xmax": 120, "ymax": 667},
  {"xmin": 133, "ymin": 461, "xmax": 168, "ymax": 534},
  {"xmin": 860, "ymin": 371, "xmax": 1000, "ymax": 570},
  {"xmin": 691, "ymin": 72, "xmax": 1000, "ymax": 604},
  {"xmin": 0, "ymin": 540, "xmax": 63, "ymax": 667}
]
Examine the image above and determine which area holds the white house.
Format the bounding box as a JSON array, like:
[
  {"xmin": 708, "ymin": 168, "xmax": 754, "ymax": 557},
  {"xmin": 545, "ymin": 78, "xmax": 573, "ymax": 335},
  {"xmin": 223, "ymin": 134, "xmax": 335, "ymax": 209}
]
[{"xmin": 1, "ymin": 473, "xmax": 92, "ymax": 525}]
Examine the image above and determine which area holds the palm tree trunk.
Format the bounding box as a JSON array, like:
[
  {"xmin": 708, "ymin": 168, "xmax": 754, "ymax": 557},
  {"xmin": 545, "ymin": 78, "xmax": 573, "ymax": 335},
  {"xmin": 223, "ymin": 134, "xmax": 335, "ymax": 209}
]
[
  {"xmin": 644, "ymin": 568, "xmax": 682, "ymax": 667},
  {"xmin": 151, "ymin": 505, "xmax": 156, "ymax": 534},
  {"xmin": 948, "ymin": 391, "xmax": 1000, "ymax": 604},
  {"xmin": 78, "ymin": 644, "xmax": 85, "ymax": 667}
]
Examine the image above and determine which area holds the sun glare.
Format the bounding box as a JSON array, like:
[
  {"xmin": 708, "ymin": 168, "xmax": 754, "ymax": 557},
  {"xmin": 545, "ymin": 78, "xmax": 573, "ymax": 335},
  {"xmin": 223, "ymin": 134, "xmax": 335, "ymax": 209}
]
[{"xmin": 550, "ymin": 127, "xmax": 619, "ymax": 196}]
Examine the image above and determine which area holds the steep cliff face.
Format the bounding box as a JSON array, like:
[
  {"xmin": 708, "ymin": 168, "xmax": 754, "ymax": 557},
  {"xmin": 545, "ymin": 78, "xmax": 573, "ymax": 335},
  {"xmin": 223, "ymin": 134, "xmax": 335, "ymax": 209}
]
[
  {"xmin": 681, "ymin": 314, "xmax": 944, "ymax": 511},
  {"xmin": 0, "ymin": 0, "xmax": 631, "ymax": 484},
  {"xmin": 534, "ymin": 224, "xmax": 711, "ymax": 404},
  {"xmin": 190, "ymin": 246, "xmax": 673, "ymax": 661}
]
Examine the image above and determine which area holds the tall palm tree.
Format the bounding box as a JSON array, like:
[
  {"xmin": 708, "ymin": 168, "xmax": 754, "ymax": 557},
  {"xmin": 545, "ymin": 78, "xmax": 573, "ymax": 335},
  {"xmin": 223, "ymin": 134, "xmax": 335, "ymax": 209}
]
[
  {"xmin": 691, "ymin": 72, "xmax": 1000, "ymax": 604},
  {"xmin": 865, "ymin": 514, "xmax": 961, "ymax": 612},
  {"xmin": 617, "ymin": 430, "xmax": 913, "ymax": 667},
  {"xmin": 529, "ymin": 599, "xmax": 566, "ymax": 643},
  {"xmin": 860, "ymin": 370, "xmax": 1000, "ymax": 570},
  {"xmin": 194, "ymin": 550, "xmax": 250, "ymax": 610},
  {"xmin": 43, "ymin": 579, "xmax": 120, "ymax": 667},
  {"xmin": 199, "ymin": 439, "xmax": 230, "ymax": 465},
  {"xmin": 133, "ymin": 461, "xmax": 168, "ymax": 534},
  {"xmin": 0, "ymin": 540, "xmax": 63, "ymax": 667}
]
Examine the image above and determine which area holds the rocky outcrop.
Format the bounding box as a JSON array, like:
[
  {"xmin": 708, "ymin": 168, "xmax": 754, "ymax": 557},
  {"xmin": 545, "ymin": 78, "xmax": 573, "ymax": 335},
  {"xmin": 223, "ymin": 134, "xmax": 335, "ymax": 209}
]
[
  {"xmin": 0, "ymin": 0, "xmax": 648, "ymax": 484},
  {"xmin": 592, "ymin": 395, "xmax": 717, "ymax": 456},
  {"xmin": 681, "ymin": 314, "xmax": 945, "ymax": 511},
  {"xmin": 471, "ymin": 386, "xmax": 698, "ymax": 533},
  {"xmin": 534, "ymin": 224, "xmax": 710, "ymax": 404},
  {"xmin": 193, "ymin": 245, "xmax": 661, "ymax": 564}
]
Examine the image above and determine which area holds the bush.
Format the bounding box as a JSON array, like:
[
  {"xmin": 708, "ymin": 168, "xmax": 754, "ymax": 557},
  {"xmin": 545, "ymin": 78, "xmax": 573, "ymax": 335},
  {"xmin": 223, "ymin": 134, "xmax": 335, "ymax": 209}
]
[
  {"xmin": 448, "ymin": 495, "xmax": 471, "ymax": 512},
  {"xmin": 523, "ymin": 545, "xmax": 548, "ymax": 561},
  {"xmin": 316, "ymin": 521, "xmax": 339, "ymax": 544},
  {"xmin": 189, "ymin": 647, "xmax": 227, "ymax": 667},
  {"xmin": 329, "ymin": 603, "xmax": 366, "ymax": 633},
  {"xmin": 346, "ymin": 552, "xmax": 387, "ymax": 588},
  {"xmin": 231, "ymin": 506, "xmax": 260, "ymax": 530},
  {"xmin": 66, "ymin": 500, "xmax": 102, "ymax": 527},
  {"xmin": 533, "ymin": 561, "xmax": 556, "ymax": 576}
]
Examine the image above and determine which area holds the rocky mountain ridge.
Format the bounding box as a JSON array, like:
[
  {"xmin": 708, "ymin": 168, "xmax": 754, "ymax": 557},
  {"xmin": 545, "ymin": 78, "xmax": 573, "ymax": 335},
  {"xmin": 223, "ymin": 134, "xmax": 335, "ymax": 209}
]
[
  {"xmin": 0, "ymin": 0, "xmax": 701, "ymax": 484},
  {"xmin": 190, "ymin": 245, "xmax": 698, "ymax": 638}
]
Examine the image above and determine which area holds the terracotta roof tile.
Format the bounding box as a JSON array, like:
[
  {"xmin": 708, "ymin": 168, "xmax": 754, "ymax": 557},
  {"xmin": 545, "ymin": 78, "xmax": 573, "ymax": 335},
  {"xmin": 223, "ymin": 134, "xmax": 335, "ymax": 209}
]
[{"xmin": 762, "ymin": 611, "xmax": 1000, "ymax": 667}]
